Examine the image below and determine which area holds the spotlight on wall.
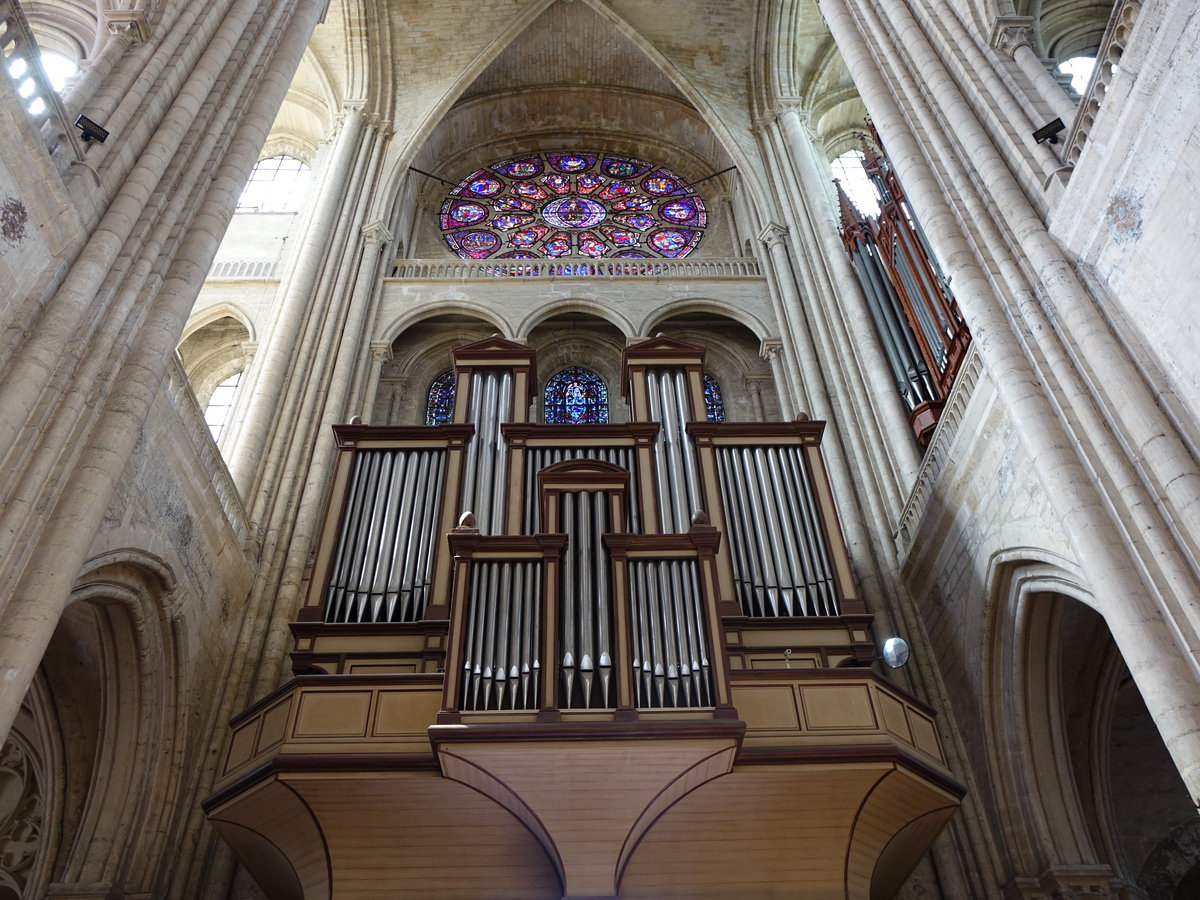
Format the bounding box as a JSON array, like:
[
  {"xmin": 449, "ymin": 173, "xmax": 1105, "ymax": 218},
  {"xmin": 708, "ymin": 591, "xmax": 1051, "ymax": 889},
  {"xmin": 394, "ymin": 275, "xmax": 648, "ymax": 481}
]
[
  {"xmin": 880, "ymin": 636, "xmax": 911, "ymax": 669},
  {"xmin": 1033, "ymin": 117, "xmax": 1066, "ymax": 145},
  {"xmin": 74, "ymin": 114, "xmax": 109, "ymax": 144}
]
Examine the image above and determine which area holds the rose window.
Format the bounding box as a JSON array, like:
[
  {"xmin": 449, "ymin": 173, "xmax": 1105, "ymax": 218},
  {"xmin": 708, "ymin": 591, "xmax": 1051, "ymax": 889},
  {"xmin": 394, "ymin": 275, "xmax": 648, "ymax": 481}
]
[{"xmin": 439, "ymin": 151, "xmax": 707, "ymax": 260}]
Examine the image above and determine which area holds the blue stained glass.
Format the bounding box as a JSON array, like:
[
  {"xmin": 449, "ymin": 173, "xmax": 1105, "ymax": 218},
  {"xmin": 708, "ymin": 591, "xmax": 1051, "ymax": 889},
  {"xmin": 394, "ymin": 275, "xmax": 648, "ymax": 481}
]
[
  {"xmin": 545, "ymin": 367, "xmax": 608, "ymax": 424},
  {"xmin": 426, "ymin": 370, "xmax": 457, "ymax": 425},
  {"xmin": 703, "ymin": 372, "xmax": 725, "ymax": 422}
]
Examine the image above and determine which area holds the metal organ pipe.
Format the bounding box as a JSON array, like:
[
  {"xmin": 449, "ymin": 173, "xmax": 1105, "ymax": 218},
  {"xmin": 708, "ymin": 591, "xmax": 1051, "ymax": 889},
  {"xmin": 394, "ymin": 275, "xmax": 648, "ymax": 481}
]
[
  {"xmin": 324, "ymin": 448, "xmax": 447, "ymax": 623},
  {"xmin": 646, "ymin": 368, "xmax": 701, "ymax": 533},
  {"xmin": 715, "ymin": 446, "xmax": 840, "ymax": 617},
  {"xmin": 522, "ymin": 447, "xmax": 637, "ymax": 533},
  {"xmin": 558, "ymin": 490, "xmax": 614, "ymax": 709},
  {"xmin": 628, "ymin": 560, "xmax": 712, "ymax": 708},
  {"xmin": 460, "ymin": 369, "xmax": 511, "ymax": 534},
  {"xmin": 460, "ymin": 560, "xmax": 542, "ymax": 710}
]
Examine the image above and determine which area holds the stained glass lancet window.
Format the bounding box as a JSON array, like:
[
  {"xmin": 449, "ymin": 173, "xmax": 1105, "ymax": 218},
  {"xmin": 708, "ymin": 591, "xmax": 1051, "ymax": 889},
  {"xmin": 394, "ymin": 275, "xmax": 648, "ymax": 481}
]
[
  {"xmin": 544, "ymin": 367, "xmax": 608, "ymax": 425},
  {"xmin": 440, "ymin": 151, "xmax": 707, "ymax": 260},
  {"xmin": 425, "ymin": 370, "xmax": 456, "ymax": 425},
  {"xmin": 703, "ymin": 372, "xmax": 726, "ymax": 422}
]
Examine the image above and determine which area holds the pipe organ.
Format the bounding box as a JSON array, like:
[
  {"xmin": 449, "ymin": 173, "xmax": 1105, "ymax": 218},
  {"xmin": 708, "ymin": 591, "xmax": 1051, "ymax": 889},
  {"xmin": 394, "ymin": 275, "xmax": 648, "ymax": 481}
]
[
  {"xmin": 293, "ymin": 334, "xmax": 873, "ymax": 696},
  {"xmin": 210, "ymin": 335, "xmax": 961, "ymax": 899}
]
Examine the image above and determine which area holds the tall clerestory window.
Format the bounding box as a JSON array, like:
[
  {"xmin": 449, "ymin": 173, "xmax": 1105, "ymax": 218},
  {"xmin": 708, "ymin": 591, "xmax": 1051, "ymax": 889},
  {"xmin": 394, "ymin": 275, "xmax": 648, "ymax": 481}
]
[
  {"xmin": 236, "ymin": 155, "xmax": 312, "ymax": 213},
  {"xmin": 204, "ymin": 372, "xmax": 242, "ymax": 442},
  {"xmin": 544, "ymin": 367, "xmax": 608, "ymax": 424},
  {"xmin": 1058, "ymin": 56, "xmax": 1096, "ymax": 94},
  {"xmin": 5, "ymin": 48, "xmax": 77, "ymax": 117},
  {"xmin": 425, "ymin": 370, "xmax": 456, "ymax": 425},
  {"xmin": 829, "ymin": 150, "xmax": 879, "ymax": 216}
]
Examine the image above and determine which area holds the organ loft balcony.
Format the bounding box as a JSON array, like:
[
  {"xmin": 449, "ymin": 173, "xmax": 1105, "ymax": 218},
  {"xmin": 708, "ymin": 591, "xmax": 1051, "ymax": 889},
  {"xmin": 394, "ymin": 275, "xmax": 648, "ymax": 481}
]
[{"xmin": 204, "ymin": 336, "xmax": 963, "ymax": 899}]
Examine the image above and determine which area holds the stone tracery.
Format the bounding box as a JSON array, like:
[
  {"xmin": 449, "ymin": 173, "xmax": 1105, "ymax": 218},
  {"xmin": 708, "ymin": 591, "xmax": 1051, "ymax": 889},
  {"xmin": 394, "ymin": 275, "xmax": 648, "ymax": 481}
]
[{"xmin": 440, "ymin": 151, "xmax": 707, "ymax": 260}]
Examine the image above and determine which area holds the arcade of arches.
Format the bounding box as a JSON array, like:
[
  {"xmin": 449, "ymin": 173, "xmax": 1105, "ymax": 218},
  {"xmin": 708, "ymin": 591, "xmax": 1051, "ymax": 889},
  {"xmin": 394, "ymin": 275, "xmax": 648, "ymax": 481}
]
[{"xmin": 0, "ymin": 0, "xmax": 1197, "ymax": 897}]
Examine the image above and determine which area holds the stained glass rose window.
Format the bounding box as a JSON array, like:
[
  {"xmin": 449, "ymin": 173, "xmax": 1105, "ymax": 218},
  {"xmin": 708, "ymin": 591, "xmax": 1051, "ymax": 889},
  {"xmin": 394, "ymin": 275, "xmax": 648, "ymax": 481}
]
[{"xmin": 440, "ymin": 151, "xmax": 707, "ymax": 260}]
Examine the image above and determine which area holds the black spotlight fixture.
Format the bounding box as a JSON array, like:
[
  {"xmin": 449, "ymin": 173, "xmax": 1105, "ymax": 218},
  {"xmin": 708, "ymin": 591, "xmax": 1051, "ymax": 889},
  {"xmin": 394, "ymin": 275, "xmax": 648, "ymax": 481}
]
[
  {"xmin": 74, "ymin": 114, "xmax": 109, "ymax": 144},
  {"xmin": 1033, "ymin": 117, "xmax": 1066, "ymax": 145}
]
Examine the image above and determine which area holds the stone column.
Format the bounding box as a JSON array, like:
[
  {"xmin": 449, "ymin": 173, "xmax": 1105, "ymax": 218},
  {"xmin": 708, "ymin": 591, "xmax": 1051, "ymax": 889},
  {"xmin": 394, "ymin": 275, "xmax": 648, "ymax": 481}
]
[
  {"xmin": 363, "ymin": 340, "xmax": 394, "ymax": 423},
  {"xmin": 0, "ymin": 0, "xmax": 327, "ymax": 746},
  {"xmin": 823, "ymin": 0, "xmax": 1200, "ymax": 802},
  {"xmin": 989, "ymin": 16, "xmax": 1076, "ymax": 126},
  {"xmin": 65, "ymin": 9, "xmax": 149, "ymax": 121},
  {"xmin": 775, "ymin": 103, "xmax": 922, "ymax": 486},
  {"xmin": 755, "ymin": 221, "xmax": 811, "ymax": 413},
  {"xmin": 229, "ymin": 104, "xmax": 367, "ymax": 492},
  {"xmin": 759, "ymin": 339, "xmax": 793, "ymax": 419},
  {"xmin": 329, "ymin": 220, "xmax": 394, "ymax": 424}
]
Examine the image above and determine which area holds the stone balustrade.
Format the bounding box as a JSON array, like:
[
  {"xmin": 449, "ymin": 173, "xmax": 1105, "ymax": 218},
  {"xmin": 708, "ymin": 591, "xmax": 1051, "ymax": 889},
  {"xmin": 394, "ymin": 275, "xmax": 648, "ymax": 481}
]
[
  {"xmin": 1063, "ymin": 0, "xmax": 1143, "ymax": 166},
  {"xmin": 0, "ymin": 0, "xmax": 84, "ymax": 173},
  {"xmin": 206, "ymin": 258, "xmax": 279, "ymax": 279},
  {"xmin": 388, "ymin": 256, "xmax": 763, "ymax": 279}
]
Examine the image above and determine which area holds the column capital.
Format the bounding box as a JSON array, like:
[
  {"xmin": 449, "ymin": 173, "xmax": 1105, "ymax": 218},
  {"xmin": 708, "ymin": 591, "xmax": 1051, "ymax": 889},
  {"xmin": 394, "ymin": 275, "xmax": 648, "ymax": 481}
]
[
  {"xmin": 773, "ymin": 100, "xmax": 810, "ymax": 129},
  {"xmin": 760, "ymin": 338, "xmax": 784, "ymax": 362},
  {"xmin": 988, "ymin": 15, "xmax": 1035, "ymax": 59},
  {"xmin": 757, "ymin": 222, "xmax": 789, "ymax": 248},
  {"xmin": 361, "ymin": 220, "xmax": 393, "ymax": 247},
  {"xmin": 104, "ymin": 9, "xmax": 150, "ymax": 44},
  {"xmin": 369, "ymin": 341, "xmax": 393, "ymax": 365},
  {"xmin": 336, "ymin": 100, "xmax": 368, "ymax": 124}
]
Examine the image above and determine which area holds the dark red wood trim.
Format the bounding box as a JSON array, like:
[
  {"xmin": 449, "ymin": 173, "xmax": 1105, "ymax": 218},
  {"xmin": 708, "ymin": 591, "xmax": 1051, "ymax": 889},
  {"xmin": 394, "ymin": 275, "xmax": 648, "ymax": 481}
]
[
  {"xmin": 428, "ymin": 717, "xmax": 746, "ymax": 750},
  {"xmin": 502, "ymin": 422, "xmax": 661, "ymax": 442},
  {"xmin": 289, "ymin": 621, "xmax": 450, "ymax": 639},
  {"xmin": 332, "ymin": 423, "xmax": 475, "ymax": 447},
  {"xmin": 686, "ymin": 420, "xmax": 827, "ymax": 441}
]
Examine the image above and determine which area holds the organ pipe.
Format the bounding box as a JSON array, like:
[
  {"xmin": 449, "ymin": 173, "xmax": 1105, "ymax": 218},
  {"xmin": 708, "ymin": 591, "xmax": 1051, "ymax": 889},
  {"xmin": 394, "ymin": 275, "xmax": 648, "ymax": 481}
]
[
  {"xmin": 714, "ymin": 445, "xmax": 840, "ymax": 617},
  {"xmin": 325, "ymin": 447, "xmax": 446, "ymax": 623},
  {"xmin": 558, "ymin": 490, "xmax": 614, "ymax": 709},
  {"xmin": 460, "ymin": 560, "xmax": 542, "ymax": 710},
  {"xmin": 460, "ymin": 368, "xmax": 511, "ymax": 534},
  {"xmin": 628, "ymin": 560, "xmax": 712, "ymax": 708}
]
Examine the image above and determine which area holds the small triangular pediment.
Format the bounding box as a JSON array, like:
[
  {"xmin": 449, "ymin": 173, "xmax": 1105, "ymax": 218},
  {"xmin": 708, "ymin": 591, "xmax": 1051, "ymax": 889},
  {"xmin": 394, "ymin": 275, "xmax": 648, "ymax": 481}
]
[
  {"xmin": 452, "ymin": 336, "xmax": 536, "ymax": 368},
  {"xmin": 453, "ymin": 335, "xmax": 531, "ymax": 355},
  {"xmin": 622, "ymin": 335, "xmax": 707, "ymax": 373},
  {"xmin": 538, "ymin": 459, "xmax": 631, "ymax": 482},
  {"xmin": 626, "ymin": 335, "xmax": 705, "ymax": 354}
]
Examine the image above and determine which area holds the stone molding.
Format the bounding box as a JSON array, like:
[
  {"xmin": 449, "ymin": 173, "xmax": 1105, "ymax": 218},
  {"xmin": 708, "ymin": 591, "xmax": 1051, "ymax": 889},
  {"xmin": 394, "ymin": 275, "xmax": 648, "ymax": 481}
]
[
  {"xmin": 757, "ymin": 222, "xmax": 789, "ymax": 248},
  {"xmin": 361, "ymin": 221, "xmax": 393, "ymax": 247},
  {"xmin": 989, "ymin": 15, "xmax": 1035, "ymax": 59},
  {"xmin": 369, "ymin": 341, "xmax": 392, "ymax": 366},
  {"xmin": 759, "ymin": 338, "xmax": 783, "ymax": 362},
  {"xmin": 103, "ymin": 9, "xmax": 150, "ymax": 44}
]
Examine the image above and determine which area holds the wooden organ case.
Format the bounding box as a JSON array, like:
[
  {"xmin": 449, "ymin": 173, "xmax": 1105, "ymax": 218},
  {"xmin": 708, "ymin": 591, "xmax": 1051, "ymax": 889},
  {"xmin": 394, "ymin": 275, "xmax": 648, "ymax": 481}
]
[{"xmin": 206, "ymin": 336, "xmax": 963, "ymax": 900}]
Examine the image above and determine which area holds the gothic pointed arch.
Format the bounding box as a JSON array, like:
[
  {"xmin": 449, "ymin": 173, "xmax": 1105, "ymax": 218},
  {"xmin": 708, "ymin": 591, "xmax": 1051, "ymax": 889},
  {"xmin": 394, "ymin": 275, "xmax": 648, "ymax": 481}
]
[
  {"xmin": 982, "ymin": 554, "xmax": 1199, "ymax": 894},
  {"xmin": 374, "ymin": 313, "xmax": 497, "ymax": 425},
  {"xmin": 4, "ymin": 550, "xmax": 183, "ymax": 896}
]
